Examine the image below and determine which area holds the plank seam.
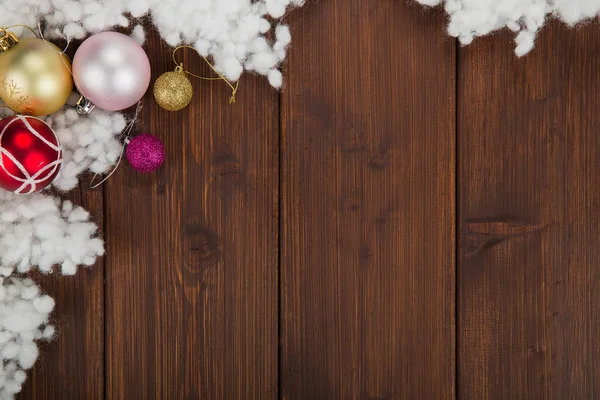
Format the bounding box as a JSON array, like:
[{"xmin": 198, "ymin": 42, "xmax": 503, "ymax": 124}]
[
  {"xmin": 454, "ymin": 37, "xmax": 460, "ymax": 400},
  {"xmin": 102, "ymin": 176, "xmax": 107, "ymax": 399},
  {"xmin": 277, "ymin": 78, "xmax": 283, "ymax": 400}
]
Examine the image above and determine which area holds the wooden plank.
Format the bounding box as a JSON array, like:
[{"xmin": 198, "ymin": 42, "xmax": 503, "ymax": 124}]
[
  {"xmin": 458, "ymin": 24, "xmax": 600, "ymax": 398},
  {"xmin": 281, "ymin": 1, "xmax": 456, "ymax": 398},
  {"xmin": 105, "ymin": 30, "xmax": 279, "ymax": 398},
  {"xmin": 21, "ymin": 177, "xmax": 104, "ymax": 399}
]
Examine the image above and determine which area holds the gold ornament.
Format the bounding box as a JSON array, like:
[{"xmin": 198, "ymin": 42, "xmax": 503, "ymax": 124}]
[
  {"xmin": 152, "ymin": 46, "xmax": 240, "ymax": 111},
  {"xmin": 0, "ymin": 28, "xmax": 73, "ymax": 116},
  {"xmin": 153, "ymin": 65, "xmax": 193, "ymax": 111}
]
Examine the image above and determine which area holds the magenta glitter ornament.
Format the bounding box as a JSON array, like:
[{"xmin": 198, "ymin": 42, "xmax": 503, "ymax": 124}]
[
  {"xmin": 126, "ymin": 134, "xmax": 165, "ymax": 173},
  {"xmin": 73, "ymin": 32, "xmax": 151, "ymax": 112}
]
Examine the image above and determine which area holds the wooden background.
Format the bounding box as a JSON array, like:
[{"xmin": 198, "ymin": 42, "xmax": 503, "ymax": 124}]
[{"xmin": 21, "ymin": 0, "xmax": 600, "ymax": 398}]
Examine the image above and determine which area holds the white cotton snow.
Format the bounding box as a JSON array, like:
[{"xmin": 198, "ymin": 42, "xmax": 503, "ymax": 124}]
[
  {"xmin": 0, "ymin": 191, "xmax": 104, "ymax": 276},
  {"xmin": 0, "ymin": 0, "xmax": 305, "ymax": 88},
  {"xmin": 416, "ymin": 0, "xmax": 600, "ymax": 55},
  {"xmin": 0, "ymin": 278, "xmax": 54, "ymax": 400},
  {"xmin": 45, "ymin": 94, "xmax": 126, "ymax": 191}
]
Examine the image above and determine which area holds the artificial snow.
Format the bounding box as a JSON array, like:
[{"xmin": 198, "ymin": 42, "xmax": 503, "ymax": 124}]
[
  {"xmin": 417, "ymin": 0, "xmax": 600, "ymax": 56},
  {"xmin": 47, "ymin": 94, "xmax": 126, "ymax": 192},
  {"xmin": 0, "ymin": 191, "xmax": 104, "ymax": 277},
  {"xmin": 0, "ymin": 278, "xmax": 53, "ymax": 400},
  {"xmin": 0, "ymin": 0, "xmax": 304, "ymax": 88},
  {"xmin": 0, "ymin": 188, "xmax": 102, "ymax": 400}
]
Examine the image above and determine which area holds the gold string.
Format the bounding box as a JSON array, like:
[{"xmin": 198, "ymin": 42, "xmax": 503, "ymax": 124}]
[
  {"xmin": 32, "ymin": 23, "xmax": 88, "ymax": 101},
  {"xmin": 37, "ymin": 23, "xmax": 72, "ymax": 62},
  {"xmin": 2, "ymin": 24, "xmax": 38, "ymax": 38},
  {"xmin": 1, "ymin": 24, "xmax": 73, "ymax": 75},
  {"xmin": 172, "ymin": 45, "xmax": 240, "ymax": 104}
]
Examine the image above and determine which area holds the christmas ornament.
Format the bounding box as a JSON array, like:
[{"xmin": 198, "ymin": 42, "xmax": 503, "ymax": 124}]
[
  {"xmin": 73, "ymin": 32, "xmax": 151, "ymax": 114},
  {"xmin": 153, "ymin": 45, "xmax": 239, "ymax": 111},
  {"xmin": 0, "ymin": 27, "xmax": 73, "ymax": 116},
  {"xmin": 153, "ymin": 66, "xmax": 193, "ymax": 111},
  {"xmin": 89, "ymin": 103, "xmax": 163, "ymax": 188},
  {"xmin": 0, "ymin": 116, "xmax": 62, "ymax": 194},
  {"xmin": 126, "ymin": 134, "xmax": 165, "ymax": 173}
]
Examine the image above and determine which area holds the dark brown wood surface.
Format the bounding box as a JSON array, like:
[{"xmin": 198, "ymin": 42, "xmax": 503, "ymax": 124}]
[
  {"xmin": 103, "ymin": 31, "xmax": 279, "ymax": 399},
  {"xmin": 280, "ymin": 0, "xmax": 455, "ymax": 398},
  {"xmin": 18, "ymin": 1, "xmax": 600, "ymax": 399},
  {"xmin": 459, "ymin": 24, "xmax": 600, "ymax": 399}
]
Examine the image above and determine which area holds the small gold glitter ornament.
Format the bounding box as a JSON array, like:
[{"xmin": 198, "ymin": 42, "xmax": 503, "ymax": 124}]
[
  {"xmin": 153, "ymin": 65, "xmax": 193, "ymax": 111},
  {"xmin": 0, "ymin": 27, "xmax": 73, "ymax": 116},
  {"xmin": 152, "ymin": 46, "xmax": 240, "ymax": 111}
]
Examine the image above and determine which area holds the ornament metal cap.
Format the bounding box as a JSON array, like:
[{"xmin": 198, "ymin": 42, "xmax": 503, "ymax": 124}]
[
  {"xmin": 76, "ymin": 95, "xmax": 95, "ymax": 115},
  {"xmin": 0, "ymin": 28, "xmax": 19, "ymax": 53}
]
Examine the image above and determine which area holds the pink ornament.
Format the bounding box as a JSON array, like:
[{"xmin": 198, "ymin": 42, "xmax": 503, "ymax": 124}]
[
  {"xmin": 73, "ymin": 32, "xmax": 151, "ymax": 112},
  {"xmin": 0, "ymin": 116, "xmax": 62, "ymax": 194},
  {"xmin": 126, "ymin": 134, "xmax": 165, "ymax": 173}
]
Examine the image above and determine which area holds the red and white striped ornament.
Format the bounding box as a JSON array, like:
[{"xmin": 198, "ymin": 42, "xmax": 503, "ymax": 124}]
[{"xmin": 0, "ymin": 116, "xmax": 62, "ymax": 194}]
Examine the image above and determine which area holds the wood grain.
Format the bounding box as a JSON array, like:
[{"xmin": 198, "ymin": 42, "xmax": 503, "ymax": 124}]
[
  {"xmin": 280, "ymin": 1, "xmax": 456, "ymax": 398},
  {"xmin": 105, "ymin": 30, "xmax": 279, "ymax": 398},
  {"xmin": 458, "ymin": 23, "xmax": 600, "ymax": 398},
  {"xmin": 20, "ymin": 5, "xmax": 600, "ymax": 399},
  {"xmin": 21, "ymin": 178, "xmax": 104, "ymax": 400}
]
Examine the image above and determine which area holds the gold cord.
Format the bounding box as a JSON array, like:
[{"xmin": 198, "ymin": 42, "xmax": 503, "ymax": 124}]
[
  {"xmin": 172, "ymin": 45, "xmax": 239, "ymax": 104},
  {"xmin": 37, "ymin": 22, "xmax": 72, "ymax": 58},
  {"xmin": 3, "ymin": 24, "xmax": 38, "ymax": 37}
]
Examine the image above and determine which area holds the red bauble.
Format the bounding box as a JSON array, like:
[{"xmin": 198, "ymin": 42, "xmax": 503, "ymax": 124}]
[{"xmin": 0, "ymin": 116, "xmax": 62, "ymax": 194}]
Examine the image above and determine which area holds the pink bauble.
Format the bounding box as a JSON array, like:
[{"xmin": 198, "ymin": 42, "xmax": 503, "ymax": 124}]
[
  {"xmin": 0, "ymin": 116, "xmax": 62, "ymax": 194},
  {"xmin": 73, "ymin": 32, "xmax": 151, "ymax": 111}
]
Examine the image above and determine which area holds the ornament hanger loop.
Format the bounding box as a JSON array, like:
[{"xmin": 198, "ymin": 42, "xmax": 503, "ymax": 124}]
[
  {"xmin": 3, "ymin": 24, "xmax": 38, "ymax": 37},
  {"xmin": 37, "ymin": 22, "xmax": 72, "ymax": 57},
  {"xmin": 28, "ymin": 22, "xmax": 91, "ymax": 112},
  {"xmin": 90, "ymin": 101, "xmax": 143, "ymax": 188},
  {"xmin": 172, "ymin": 45, "xmax": 240, "ymax": 104}
]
